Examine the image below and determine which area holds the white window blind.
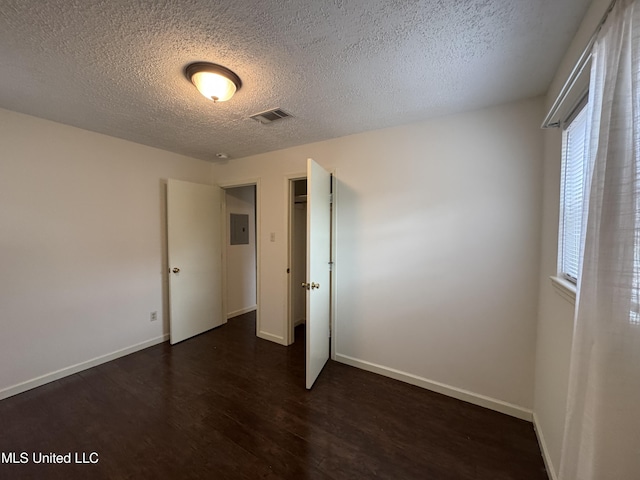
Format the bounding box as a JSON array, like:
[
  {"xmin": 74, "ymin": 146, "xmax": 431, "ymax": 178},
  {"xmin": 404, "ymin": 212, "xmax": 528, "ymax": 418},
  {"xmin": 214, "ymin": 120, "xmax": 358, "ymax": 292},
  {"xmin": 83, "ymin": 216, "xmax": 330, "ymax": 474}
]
[{"xmin": 559, "ymin": 104, "xmax": 588, "ymax": 283}]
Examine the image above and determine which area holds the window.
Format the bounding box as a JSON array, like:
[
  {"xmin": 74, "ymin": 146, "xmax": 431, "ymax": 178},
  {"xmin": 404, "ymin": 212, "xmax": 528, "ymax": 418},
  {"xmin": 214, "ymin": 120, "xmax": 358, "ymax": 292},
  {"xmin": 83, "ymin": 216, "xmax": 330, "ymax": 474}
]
[
  {"xmin": 559, "ymin": 102, "xmax": 588, "ymax": 283},
  {"xmin": 557, "ymin": 101, "xmax": 640, "ymax": 324}
]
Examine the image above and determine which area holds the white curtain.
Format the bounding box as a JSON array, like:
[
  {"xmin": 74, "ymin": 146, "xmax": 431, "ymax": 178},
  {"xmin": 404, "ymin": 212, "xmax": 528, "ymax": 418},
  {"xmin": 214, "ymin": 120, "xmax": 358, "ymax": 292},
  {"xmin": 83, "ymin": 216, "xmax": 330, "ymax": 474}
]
[{"xmin": 559, "ymin": 0, "xmax": 640, "ymax": 479}]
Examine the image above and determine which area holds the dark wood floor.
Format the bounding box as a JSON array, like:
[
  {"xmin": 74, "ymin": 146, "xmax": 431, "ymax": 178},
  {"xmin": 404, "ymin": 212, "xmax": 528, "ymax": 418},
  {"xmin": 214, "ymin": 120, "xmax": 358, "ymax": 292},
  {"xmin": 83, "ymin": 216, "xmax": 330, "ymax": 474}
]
[{"xmin": 0, "ymin": 312, "xmax": 547, "ymax": 479}]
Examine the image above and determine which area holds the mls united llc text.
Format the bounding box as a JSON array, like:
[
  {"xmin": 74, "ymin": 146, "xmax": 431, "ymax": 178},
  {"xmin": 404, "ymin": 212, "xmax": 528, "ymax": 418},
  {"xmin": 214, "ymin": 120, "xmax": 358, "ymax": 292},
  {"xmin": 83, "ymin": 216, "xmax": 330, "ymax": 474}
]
[{"xmin": 1, "ymin": 452, "xmax": 99, "ymax": 464}]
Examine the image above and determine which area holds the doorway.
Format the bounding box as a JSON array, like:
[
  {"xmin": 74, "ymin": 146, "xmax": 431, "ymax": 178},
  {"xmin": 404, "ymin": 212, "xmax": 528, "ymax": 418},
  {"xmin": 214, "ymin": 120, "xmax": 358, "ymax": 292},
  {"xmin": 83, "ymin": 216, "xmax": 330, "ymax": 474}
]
[
  {"xmin": 288, "ymin": 178, "xmax": 307, "ymax": 345},
  {"xmin": 223, "ymin": 185, "xmax": 258, "ymax": 324},
  {"xmin": 168, "ymin": 161, "xmax": 330, "ymax": 388}
]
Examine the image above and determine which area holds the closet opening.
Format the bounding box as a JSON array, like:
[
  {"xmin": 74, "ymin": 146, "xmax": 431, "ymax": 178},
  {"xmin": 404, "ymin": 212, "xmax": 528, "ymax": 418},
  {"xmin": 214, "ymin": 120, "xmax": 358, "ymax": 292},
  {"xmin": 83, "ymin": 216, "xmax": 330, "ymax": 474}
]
[{"xmin": 287, "ymin": 178, "xmax": 307, "ymax": 345}]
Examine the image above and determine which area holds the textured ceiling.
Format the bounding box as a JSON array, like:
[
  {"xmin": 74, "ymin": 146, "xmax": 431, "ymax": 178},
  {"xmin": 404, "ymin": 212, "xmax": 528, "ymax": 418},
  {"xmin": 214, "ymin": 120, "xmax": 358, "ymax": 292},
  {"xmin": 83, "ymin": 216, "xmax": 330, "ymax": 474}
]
[{"xmin": 0, "ymin": 0, "xmax": 591, "ymax": 161}]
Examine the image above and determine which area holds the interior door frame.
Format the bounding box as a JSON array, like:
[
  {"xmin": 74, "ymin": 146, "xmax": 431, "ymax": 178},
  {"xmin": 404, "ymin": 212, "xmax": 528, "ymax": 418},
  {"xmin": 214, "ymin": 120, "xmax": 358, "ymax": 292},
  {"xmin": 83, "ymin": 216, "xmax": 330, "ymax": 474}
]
[
  {"xmin": 329, "ymin": 169, "xmax": 337, "ymax": 361},
  {"xmin": 285, "ymin": 168, "xmax": 337, "ymax": 359},
  {"xmin": 286, "ymin": 172, "xmax": 306, "ymax": 346},
  {"xmin": 219, "ymin": 178, "xmax": 261, "ymax": 338}
]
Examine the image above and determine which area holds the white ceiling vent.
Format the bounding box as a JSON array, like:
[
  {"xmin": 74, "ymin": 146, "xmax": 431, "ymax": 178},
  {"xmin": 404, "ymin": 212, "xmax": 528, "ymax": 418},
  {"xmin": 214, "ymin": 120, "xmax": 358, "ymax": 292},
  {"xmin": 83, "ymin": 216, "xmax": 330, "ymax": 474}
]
[{"xmin": 249, "ymin": 108, "xmax": 291, "ymax": 124}]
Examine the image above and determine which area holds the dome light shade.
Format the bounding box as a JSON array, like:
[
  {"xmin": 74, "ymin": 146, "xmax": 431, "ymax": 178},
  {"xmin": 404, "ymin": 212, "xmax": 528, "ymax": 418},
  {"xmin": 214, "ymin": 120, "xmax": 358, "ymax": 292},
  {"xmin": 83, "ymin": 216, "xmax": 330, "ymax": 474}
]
[
  {"xmin": 185, "ymin": 62, "xmax": 242, "ymax": 102},
  {"xmin": 191, "ymin": 71, "xmax": 236, "ymax": 102}
]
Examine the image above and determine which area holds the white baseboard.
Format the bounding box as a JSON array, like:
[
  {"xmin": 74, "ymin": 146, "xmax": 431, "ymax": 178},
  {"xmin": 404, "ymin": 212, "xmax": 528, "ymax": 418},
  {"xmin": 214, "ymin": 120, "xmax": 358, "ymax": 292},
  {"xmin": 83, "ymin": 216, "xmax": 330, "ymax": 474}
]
[
  {"xmin": 533, "ymin": 413, "xmax": 557, "ymax": 480},
  {"xmin": 227, "ymin": 305, "xmax": 257, "ymax": 319},
  {"xmin": 335, "ymin": 353, "xmax": 533, "ymax": 421},
  {"xmin": 0, "ymin": 334, "xmax": 169, "ymax": 401},
  {"xmin": 257, "ymin": 330, "xmax": 287, "ymax": 346}
]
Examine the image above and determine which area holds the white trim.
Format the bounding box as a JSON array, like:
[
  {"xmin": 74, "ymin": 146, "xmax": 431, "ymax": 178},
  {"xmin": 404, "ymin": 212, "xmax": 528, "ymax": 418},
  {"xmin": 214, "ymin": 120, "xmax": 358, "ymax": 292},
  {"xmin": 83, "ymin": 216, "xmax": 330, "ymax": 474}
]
[
  {"xmin": 533, "ymin": 413, "xmax": 558, "ymax": 480},
  {"xmin": 217, "ymin": 178, "xmax": 262, "ymax": 189},
  {"xmin": 220, "ymin": 187, "xmax": 229, "ymax": 323},
  {"xmin": 255, "ymin": 180, "xmax": 262, "ymax": 341},
  {"xmin": 335, "ymin": 353, "xmax": 533, "ymax": 421},
  {"xmin": 0, "ymin": 334, "xmax": 169, "ymax": 401},
  {"xmin": 257, "ymin": 330, "xmax": 287, "ymax": 346},
  {"xmin": 227, "ymin": 305, "xmax": 257, "ymax": 319},
  {"xmin": 550, "ymin": 275, "xmax": 577, "ymax": 305},
  {"xmin": 330, "ymin": 169, "xmax": 338, "ymax": 361}
]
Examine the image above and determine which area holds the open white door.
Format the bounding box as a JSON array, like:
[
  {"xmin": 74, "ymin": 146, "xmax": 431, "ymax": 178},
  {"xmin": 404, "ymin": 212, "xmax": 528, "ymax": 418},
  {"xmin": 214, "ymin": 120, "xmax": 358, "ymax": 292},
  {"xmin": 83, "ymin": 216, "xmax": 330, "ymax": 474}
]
[
  {"xmin": 305, "ymin": 159, "xmax": 331, "ymax": 389},
  {"xmin": 167, "ymin": 179, "xmax": 224, "ymax": 344}
]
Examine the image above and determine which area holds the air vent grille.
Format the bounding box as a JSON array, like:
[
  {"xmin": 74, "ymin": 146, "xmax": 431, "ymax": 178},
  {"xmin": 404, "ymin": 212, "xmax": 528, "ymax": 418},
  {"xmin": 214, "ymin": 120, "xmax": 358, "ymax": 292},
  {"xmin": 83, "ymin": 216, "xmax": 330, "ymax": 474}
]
[{"xmin": 249, "ymin": 108, "xmax": 291, "ymax": 124}]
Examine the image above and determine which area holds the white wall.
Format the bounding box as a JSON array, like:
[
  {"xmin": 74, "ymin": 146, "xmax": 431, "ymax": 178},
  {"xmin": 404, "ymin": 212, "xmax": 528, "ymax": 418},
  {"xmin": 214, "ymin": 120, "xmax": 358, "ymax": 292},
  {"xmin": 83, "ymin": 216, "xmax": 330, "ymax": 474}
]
[
  {"xmin": 213, "ymin": 97, "xmax": 544, "ymax": 415},
  {"xmin": 533, "ymin": 0, "xmax": 613, "ymax": 477},
  {"xmin": 0, "ymin": 107, "xmax": 213, "ymax": 398},
  {"xmin": 225, "ymin": 186, "xmax": 257, "ymax": 317}
]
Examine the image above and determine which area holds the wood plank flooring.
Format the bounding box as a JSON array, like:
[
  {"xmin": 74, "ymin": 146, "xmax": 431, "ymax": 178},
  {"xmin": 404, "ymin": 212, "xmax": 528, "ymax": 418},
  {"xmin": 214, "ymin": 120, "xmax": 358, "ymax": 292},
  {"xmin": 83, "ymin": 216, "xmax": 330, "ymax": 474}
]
[{"xmin": 0, "ymin": 312, "xmax": 548, "ymax": 479}]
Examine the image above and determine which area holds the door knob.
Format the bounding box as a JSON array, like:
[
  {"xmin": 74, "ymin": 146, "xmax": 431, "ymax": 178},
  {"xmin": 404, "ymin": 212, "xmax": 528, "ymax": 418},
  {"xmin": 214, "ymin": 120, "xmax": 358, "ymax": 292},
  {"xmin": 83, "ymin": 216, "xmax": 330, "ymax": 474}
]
[
  {"xmin": 311, "ymin": 282, "xmax": 320, "ymax": 290},
  {"xmin": 172, "ymin": 267, "xmax": 180, "ymax": 273}
]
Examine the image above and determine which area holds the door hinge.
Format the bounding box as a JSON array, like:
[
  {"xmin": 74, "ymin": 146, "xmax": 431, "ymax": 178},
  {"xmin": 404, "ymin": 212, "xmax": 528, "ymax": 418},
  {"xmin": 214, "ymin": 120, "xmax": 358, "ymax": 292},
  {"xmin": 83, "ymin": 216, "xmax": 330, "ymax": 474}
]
[
  {"xmin": 329, "ymin": 193, "xmax": 333, "ymax": 204},
  {"xmin": 328, "ymin": 261, "xmax": 334, "ymax": 271}
]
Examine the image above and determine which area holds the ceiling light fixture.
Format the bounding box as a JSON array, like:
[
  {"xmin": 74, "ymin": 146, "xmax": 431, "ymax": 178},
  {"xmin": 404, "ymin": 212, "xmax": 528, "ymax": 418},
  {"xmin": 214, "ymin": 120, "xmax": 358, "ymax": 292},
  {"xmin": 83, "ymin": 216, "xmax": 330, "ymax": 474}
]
[{"xmin": 185, "ymin": 62, "xmax": 242, "ymax": 102}]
